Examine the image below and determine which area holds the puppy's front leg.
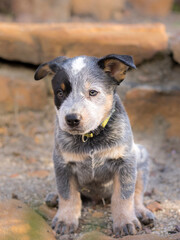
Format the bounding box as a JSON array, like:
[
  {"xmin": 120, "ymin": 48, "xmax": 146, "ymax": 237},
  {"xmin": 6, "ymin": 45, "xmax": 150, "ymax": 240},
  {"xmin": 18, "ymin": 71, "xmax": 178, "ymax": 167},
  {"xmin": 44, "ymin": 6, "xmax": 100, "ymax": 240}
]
[
  {"xmin": 111, "ymin": 163, "xmax": 141, "ymax": 237},
  {"xmin": 52, "ymin": 153, "xmax": 82, "ymax": 235}
]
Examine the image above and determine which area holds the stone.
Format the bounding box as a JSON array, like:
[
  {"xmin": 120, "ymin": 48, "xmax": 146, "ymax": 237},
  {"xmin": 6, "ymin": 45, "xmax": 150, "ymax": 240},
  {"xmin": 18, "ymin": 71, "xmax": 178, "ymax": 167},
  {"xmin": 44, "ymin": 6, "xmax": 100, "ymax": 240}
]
[
  {"xmin": 124, "ymin": 87, "xmax": 180, "ymax": 138},
  {"xmin": 11, "ymin": 0, "xmax": 71, "ymax": 22},
  {"xmin": 27, "ymin": 170, "xmax": 50, "ymax": 178},
  {"xmin": 175, "ymin": 225, "xmax": 180, "ymax": 232},
  {"xmin": 0, "ymin": 199, "xmax": 55, "ymax": 240},
  {"xmin": 168, "ymin": 233, "xmax": 180, "ymax": 239},
  {"xmin": 146, "ymin": 201, "xmax": 163, "ymax": 212},
  {"xmin": 127, "ymin": 0, "xmax": 173, "ymax": 17},
  {"xmin": 0, "ymin": 65, "xmax": 47, "ymax": 113},
  {"xmin": 37, "ymin": 204, "xmax": 56, "ymax": 220},
  {"xmin": 78, "ymin": 231, "xmax": 169, "ymax": 240},
  {"xmin": 0, "ymin": 23, "xmax": 168, "ymax": 65},
  {"xmin": 170, "ymin": 33, "xmax": 180, "ymax": 64},
  {"xmin": 78, "ymin": 231, "xmax": 112, "ymax": 240},
  {"xmin": 92, "ymin": 211, "xmax": 104, "ymax": 218},
  {"xmin": 0, "ymin": 0, "xmax": 11, "ymax": 14},
  {"xmin": 72, "ymin": 0, "xmax": 125, "ymax": 21},
  {"xmin": 0, "ymin": 127, "xmax": 7, "ymax": 135},
  {"xmin": 122, "ymin": 235, "xmax": 168, "ymax": 240}
]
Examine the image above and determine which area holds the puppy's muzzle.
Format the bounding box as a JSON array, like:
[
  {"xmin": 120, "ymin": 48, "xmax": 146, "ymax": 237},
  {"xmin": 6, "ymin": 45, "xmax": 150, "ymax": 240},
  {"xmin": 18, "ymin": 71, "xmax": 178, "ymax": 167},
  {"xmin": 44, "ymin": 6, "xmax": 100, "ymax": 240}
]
[{"xmin": 65, "ymin": 114, "xmax": 82, "ymax": 127}]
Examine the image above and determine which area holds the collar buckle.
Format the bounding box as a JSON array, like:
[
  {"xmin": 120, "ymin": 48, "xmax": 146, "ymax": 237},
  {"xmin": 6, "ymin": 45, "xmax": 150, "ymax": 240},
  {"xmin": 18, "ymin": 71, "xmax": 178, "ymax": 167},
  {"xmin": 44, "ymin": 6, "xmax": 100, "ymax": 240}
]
[
  {"xmin": 82, "ymin": 135, "xmax": 88, "ymax": 143},
  {"xmin": 82, "ymin": 133, "xmax": 93, "ymax": 142}
]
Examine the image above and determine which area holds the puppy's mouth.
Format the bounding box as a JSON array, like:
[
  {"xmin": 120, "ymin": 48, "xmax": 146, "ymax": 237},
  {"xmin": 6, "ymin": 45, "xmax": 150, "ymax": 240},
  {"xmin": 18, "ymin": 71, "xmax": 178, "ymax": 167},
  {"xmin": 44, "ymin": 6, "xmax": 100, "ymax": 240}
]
[
  {"xmin": 65, "ymin": 124, "xmax": 100, "ymax": 136},
  {"xmin": 65, "ymin": 124, "xmax": 101, "ymax": 136},
  {"xmin": 65, "ymin": 127, "xmax": 87, "ymax": 135}
]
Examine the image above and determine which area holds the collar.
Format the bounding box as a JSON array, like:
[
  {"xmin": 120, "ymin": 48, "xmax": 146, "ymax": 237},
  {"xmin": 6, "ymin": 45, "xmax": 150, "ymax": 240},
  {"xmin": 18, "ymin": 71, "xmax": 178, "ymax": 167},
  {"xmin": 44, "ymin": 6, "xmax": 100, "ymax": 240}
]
[{"xmin": 82, "ymin": 109, "xmax": 115, "ymax": 143}]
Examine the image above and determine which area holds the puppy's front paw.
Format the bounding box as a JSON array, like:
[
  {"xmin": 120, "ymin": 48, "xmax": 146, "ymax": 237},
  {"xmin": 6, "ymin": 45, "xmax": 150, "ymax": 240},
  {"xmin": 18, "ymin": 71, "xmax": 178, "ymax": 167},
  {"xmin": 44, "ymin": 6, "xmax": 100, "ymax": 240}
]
[
  {"xmin": 113, "ymin": 216, "xmax": 141, "ymax": 237},
  {"xmin": 52, "ymin": 210, "xmax": 79, "ymax": 235}
]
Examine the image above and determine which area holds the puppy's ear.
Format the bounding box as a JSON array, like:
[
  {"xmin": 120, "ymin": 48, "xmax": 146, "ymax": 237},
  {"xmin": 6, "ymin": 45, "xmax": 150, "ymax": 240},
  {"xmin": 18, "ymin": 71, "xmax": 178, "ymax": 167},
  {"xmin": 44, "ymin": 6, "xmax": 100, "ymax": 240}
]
[
  {"xmin": 34, "ymin": 56, "xmax": 68, "ymax": 80},
  {"xmin": 98, "ymin": 54, "xmax": 136, "ymax": 84}
]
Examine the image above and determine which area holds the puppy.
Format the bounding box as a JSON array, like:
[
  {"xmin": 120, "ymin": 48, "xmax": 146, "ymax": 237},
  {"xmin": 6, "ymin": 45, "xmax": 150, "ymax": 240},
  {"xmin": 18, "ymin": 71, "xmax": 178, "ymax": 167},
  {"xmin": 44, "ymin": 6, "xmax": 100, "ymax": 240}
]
[{"xmin": 34, "ymin": 54, "xmax": 154, "ymax": 237}]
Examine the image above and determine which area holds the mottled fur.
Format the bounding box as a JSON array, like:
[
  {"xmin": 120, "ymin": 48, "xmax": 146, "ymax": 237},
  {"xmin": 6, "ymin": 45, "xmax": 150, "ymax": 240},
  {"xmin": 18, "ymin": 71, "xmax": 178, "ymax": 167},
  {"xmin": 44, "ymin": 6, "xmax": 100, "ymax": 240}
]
[{"xmin": 34, "ymin": 54, "xmax": 154, "ymax": 237}]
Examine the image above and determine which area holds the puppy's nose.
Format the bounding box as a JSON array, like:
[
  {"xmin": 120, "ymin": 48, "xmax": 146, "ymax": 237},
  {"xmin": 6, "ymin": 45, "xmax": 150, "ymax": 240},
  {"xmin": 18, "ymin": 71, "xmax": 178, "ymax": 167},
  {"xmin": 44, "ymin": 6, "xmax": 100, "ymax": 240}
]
[{"xmin": 65, "ymin": 114, "xmax": 81, "ymax": 127}]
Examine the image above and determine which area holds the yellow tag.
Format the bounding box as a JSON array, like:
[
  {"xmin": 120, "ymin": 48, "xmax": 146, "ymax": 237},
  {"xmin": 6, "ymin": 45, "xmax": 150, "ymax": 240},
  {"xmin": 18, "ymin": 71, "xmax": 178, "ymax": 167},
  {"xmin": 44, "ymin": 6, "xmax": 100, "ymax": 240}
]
[{"xmin": 101, "ymin": 115, "xmax": 111, "ymax": 128}]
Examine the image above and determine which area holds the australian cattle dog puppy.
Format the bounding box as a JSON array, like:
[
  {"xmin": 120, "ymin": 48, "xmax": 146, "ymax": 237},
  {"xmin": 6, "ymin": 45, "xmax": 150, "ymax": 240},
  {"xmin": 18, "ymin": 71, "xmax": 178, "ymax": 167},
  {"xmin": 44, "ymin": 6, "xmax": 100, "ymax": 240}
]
[{"xmin": 34, "ymin": 54, "xmax": 154, "ymax": 237}]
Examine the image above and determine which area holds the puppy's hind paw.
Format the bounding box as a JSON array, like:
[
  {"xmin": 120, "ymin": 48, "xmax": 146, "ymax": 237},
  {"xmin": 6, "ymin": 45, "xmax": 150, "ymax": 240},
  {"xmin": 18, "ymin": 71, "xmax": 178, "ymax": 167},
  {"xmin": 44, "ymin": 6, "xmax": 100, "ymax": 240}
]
[{"xmin": 45, "ymin": 192, "xmax": 58, "ymax": 208}]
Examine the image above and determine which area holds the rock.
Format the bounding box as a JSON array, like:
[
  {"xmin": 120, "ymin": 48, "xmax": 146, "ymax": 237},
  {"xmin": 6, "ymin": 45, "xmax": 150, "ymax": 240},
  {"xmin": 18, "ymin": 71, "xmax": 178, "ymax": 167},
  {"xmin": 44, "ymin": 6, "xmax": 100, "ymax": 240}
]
[
  {"xmin": 34, "ymin": 134, "xmax": 45, "ymax": 144},
  {"xmin": 168, "ymin": 233, "xmax": 180, "ymax": 239},
  {"xmin": 0, "ymin": 23, "xmax": 168, "ymax": 65},
  {"xmin": 12, "ymin": 193, "xmax": 19, "ymax": 199},
  {"xmin": 124, "ymin": 87, "xmax": 180, "ymax": 138},
  {"xmin": 37, "ymin": 204, "xmax": 56, "ymax": 220},
  {"xmin": 122, "ymin": 235, "xmax": 168, "ymax": 240},
  {"xmin": 168, "ymin": 225, "xmax": 180, "ymax": 234},
  {"xmin": 123, "ymin": 235, "xmax": 168, "ymax": 240},
  {"xmin": 124, "ymin": 54, "xmax": 173, "ymax": 85},
  {"xmin": 78, "ymin": 231, "xmax": 169, "ymax": 240},
  {"xmin": 10, "ymin": 173, "xmax": 20, "ymax": 178},
  {"xmin": 27, "ymin": 170, "xmax": 50, "ymax": 178},
  {"xmin": 11, "ymin": 0, "xmax": 71, "ymax": 22},
  {"xmin": 0, "ymin": 0, "xmax": 11, "ymax": 14},
  {"xmin": 78, "ymin": 231, "xmax": 112, "ymax": 240},
  {"xmin": 72, "ymin": 0, "xmax": 125, "ymax": 21},
  {"xmin": 0, "ymin": 127, "xmax": 7, "ymax": 135},
  {"xmin": 146, "ymin": 201, "xmax": 163, "ymax": 212},
  {"xmin": 0, "ymin": 65, "xmax": 47, "ymax": 113},
  {"xmin": 170, "ymin": 33, "xmax": 180, "ymax": 64},
  {"xmin": 0, "ymin": 199, "xmax": 55, "ymax": 240},
  {"xmin": 92, "ymin": 211, "xmax": 104, "ymax": 218},
  {"xmin": 175, "ymin": 225, "xmax": 180, "ymax": 232},
  {"xmin": 144, "ymin": 227, "xmax": 152, "ymax": 234},
  {"xmin": 168, "ymin": 230, "xmax": 179, "ymax": 234},
  {"xmin": 127, "ymin": 0, "xmax": 173, "ymax": 17}
]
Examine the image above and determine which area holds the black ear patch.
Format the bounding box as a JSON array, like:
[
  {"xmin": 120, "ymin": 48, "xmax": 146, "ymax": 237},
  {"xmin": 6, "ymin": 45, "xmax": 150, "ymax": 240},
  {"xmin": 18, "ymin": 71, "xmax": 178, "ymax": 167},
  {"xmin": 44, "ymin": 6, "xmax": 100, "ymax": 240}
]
[
  {"xmin": 98, "ymin": 54, "xmax": 136, "ymax": 84},
  {"xmin": 34, "ymin": 56, "xmax": 68, "ymax": 80}
]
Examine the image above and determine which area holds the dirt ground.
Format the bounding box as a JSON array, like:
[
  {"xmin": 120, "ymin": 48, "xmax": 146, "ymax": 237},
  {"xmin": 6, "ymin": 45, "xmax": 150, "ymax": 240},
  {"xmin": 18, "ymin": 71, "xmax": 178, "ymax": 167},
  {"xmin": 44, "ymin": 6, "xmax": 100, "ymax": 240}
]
[{"xmin": 0, "ymin": 100, "xmax": 179, "ymax": 239}]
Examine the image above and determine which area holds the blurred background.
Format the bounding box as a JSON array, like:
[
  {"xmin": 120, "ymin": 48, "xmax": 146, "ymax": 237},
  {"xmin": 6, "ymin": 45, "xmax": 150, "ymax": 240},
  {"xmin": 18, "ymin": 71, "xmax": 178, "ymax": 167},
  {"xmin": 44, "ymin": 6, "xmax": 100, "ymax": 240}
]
[
  {"xmin": 0, "ymin": 0, "xmax": 180, "ymax": 239},
  {"xmin": 0, "ymin": 0, "xmax": 179, "ymax": 25}
]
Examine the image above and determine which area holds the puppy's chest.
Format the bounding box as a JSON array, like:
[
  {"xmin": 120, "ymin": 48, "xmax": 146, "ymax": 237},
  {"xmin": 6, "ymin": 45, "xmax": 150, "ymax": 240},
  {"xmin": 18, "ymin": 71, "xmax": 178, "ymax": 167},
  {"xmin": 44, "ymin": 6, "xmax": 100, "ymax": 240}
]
[
  {"xmin": 63, "ymin": 150, "xmax": 106, "ymax": 174},
  {"xmin": 72, "ymin": 153, "xmax": 112, "ymax": 184},
  {"xmin": 62, "ymin": 145, "xmax": 125, "ymax": 183},
  {"xmin": 62, "ymin": 144, "xmax": 125, "ymax": 165}
]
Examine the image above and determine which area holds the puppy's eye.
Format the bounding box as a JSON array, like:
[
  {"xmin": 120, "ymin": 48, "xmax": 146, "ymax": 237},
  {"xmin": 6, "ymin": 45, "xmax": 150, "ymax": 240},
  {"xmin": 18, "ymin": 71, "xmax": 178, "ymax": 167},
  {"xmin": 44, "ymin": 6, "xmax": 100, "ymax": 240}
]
[
  {"xmin": 57, "ymin": 89, "xmax": 64, "ymax": 98},
  {"xmin": 89, "ymin": 90, "xmax": 98, "ymax": 97}
]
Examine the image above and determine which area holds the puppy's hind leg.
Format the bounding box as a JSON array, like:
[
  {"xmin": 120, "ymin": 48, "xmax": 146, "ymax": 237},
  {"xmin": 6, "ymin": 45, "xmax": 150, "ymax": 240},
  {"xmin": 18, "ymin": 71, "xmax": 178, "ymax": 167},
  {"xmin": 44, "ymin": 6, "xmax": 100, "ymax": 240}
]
[{"xmin": 134, "ymin": 145, "xmax": 155, "ymax": 226}]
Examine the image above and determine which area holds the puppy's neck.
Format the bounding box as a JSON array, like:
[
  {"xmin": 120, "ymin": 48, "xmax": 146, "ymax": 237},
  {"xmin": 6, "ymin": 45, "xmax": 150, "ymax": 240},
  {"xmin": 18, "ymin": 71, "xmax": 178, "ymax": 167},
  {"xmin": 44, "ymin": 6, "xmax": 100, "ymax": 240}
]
[{"xmin": 82, "ymin": 108, "xmax": 115, "ymax": 143}]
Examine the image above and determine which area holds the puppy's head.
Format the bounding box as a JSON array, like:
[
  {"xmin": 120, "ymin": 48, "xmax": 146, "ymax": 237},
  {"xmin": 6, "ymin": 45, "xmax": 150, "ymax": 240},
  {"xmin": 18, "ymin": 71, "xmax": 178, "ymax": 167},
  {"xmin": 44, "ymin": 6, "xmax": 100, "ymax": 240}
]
[{"xmin": 34, "ymin": 54, "xmax": 136, "ymax": 135}]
